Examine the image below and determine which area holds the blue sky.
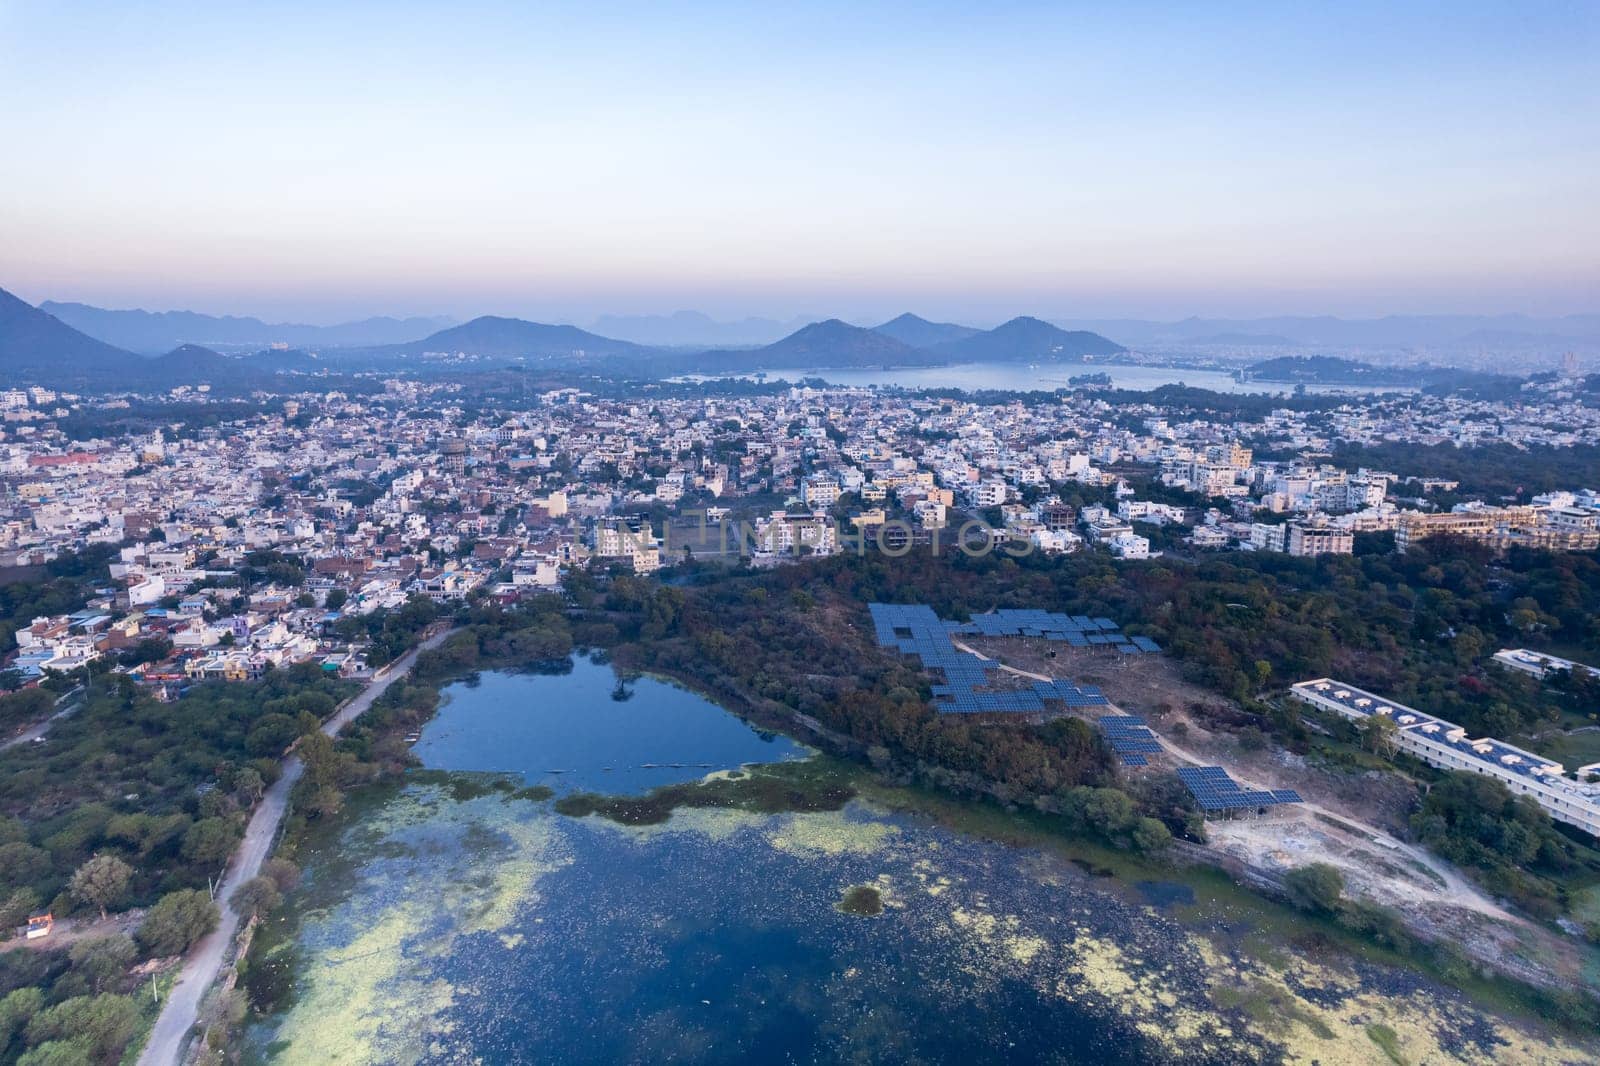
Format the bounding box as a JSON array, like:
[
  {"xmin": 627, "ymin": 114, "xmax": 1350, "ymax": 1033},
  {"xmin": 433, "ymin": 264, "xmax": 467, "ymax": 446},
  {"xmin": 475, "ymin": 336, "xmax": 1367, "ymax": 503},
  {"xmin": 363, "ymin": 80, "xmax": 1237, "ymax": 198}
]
[{"xmin": 1, "ymin": 1, "xmax": 1595, "ymax": 323}]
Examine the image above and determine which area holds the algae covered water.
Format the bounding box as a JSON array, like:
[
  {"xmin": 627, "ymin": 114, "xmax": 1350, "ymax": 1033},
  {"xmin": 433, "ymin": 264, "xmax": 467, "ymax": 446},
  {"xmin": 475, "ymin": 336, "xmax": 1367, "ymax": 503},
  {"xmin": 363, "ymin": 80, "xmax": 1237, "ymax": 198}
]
[{"xmin": 244, "ymin": 661, "xmax": 1592, "ymax": 1065}]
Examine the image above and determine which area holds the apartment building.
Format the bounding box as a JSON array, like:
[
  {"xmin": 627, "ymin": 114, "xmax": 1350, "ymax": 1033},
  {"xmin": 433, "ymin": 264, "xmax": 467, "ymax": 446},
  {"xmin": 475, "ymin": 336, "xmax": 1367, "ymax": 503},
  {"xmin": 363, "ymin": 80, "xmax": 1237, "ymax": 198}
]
[
  {"xmin": 1491, "ymin": 648, "xmax": 1600, "ymax": 683},
  {"xmin": 1291, "ymin": 679, "xmax": 1600, "ymax": 837},
  {"xmin": 1285, "ymin": 522, "xmax": 1353, "ymax": 557}
]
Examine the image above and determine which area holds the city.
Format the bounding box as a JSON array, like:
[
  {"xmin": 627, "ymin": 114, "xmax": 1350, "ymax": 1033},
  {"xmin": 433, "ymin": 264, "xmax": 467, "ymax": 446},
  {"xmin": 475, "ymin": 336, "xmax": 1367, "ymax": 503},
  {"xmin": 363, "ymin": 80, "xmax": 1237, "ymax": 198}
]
[{"xmin": 2, "ymin": 3, "xmax": 1598, "ymax": 1066}]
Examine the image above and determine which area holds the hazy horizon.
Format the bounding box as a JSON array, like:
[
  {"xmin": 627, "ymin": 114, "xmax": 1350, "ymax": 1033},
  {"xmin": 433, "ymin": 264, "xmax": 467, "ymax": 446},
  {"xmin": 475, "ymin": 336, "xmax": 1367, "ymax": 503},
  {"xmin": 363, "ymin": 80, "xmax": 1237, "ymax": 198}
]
[
  {"xmin": 2, "ymin": 1, "xmax": 1596, "ymax": 322},
  {"xmin": 15, "ymin": 295, "xmax": 1600, "ymax": 333}
]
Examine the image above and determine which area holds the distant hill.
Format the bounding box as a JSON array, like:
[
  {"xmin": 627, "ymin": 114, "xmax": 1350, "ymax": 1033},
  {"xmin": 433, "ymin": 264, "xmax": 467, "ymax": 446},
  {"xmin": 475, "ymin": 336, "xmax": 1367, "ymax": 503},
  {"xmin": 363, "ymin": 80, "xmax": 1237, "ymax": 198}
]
[
  {"xmin": 926, "ymin": 316, "xmax": 1125, "ymax": 362},
  {"xmin": 40, "ymin": 301, "xmax": 453, "ymax": 354},
  {"xmin": 871, "ymin": 313, "xmax": 980, "ymax": 348},
  {"xmin": 133, "ymin": 344, "xmax": 268, "ymax": 387},
  {"xmin": 398, "ymin": 316, "xmax": 655, "ymax": 360},
  {"xmin": 0, "ymin": 286, "xmax": 134, "ymax": 382},
  {"xmin": 672, "ymin": 316, "xmax": 1126, "ymax": 374},
  {"xmin": 762, "ymin": 319, "xmax": 919, "ymax": 363},
  {"xmin": 680, "ymin": 319, "xmax": 918, "ymax": 374},
  {"xmin": 590, "ymin": 310, "xmax": 813, "ymax": 347}
]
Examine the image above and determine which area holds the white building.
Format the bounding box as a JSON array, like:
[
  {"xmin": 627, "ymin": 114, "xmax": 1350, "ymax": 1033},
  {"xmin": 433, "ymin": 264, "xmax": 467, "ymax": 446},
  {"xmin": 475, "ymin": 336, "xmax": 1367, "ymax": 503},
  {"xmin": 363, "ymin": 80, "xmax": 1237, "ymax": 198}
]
[
  {"xmin": 1029, "ymin": 528, "xmax": 1083, "ymax": 555},
  {"xmin": 1109, "ymin": 532, "xmax": 1150, "ymax": 559},
  {"xmin": 1118, "ymin": 500, "xmax": 1187, "ymax": 526},
  {"xmin": 1491, "ymin": 648, "xmax": 1600, "ymax": 683},
  {"xmin": 1249, "ymin": 523, "xmax": 1286, "ymax": 552},
  {"xmin": 800, "ymin": 475, "xmax": 840, "ymax": 508},
  {"xmin": 1291, "ymin": 679, "xmax": 1600, "ymax": 838},
  {"xmin": 1285, "ymin": 522, "xmax": 1353, "ymax": 557},
  {"xmin": 971, "ymin": 479, "xmax": 1009, "ymax": 508}
]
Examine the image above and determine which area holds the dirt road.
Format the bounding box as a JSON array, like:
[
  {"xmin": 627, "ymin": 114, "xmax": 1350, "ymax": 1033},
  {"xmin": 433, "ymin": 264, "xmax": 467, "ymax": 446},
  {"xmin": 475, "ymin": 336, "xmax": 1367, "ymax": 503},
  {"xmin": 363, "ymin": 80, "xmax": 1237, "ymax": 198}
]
[
  {"xmin": 952, "ymin": 639, "xmax": 1519, "ymax": 923},
  {"xmin": 136, "ymin": 628, "xmax": 457, "ymax": 1066},
  {"xmin": 0, "ymin": 687, "xmax": 82, "ymax": 752}
]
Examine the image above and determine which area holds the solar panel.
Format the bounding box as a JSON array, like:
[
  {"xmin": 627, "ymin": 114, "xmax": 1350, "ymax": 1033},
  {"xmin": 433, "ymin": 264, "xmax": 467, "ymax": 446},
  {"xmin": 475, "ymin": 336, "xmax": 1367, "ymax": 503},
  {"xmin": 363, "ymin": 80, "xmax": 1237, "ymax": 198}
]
[
  {"xmin": 870, "ymin": 603, "xmax": 1146, "ymax": 717},
  {"xmin": 1176, "ymin": 766, "xmax": 1302, "ymax": 811}
]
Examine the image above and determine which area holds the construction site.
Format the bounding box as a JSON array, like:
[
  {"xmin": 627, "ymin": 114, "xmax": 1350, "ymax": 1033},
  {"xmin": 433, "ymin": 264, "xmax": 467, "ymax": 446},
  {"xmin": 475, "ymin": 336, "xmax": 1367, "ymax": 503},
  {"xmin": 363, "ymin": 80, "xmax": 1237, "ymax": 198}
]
[{"xmin": 907, "ymin": 609, "xmax": 1598, "ymax": 994}]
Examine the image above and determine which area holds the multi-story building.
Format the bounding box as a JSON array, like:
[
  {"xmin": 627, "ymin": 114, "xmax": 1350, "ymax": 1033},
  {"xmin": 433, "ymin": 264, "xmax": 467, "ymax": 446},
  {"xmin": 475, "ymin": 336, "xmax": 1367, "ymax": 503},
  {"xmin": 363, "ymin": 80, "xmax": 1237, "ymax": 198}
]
[
  {"xmin": 1285, "ymin": 522, "xmax": 1353, "ymax": 557},
  {"xmin": 971, "ymin": 479, "xmax": 1009, "ymax": 508},
  {"xmin": 1491, "ymin": 648, "xmax": 1600, "ymax": 683},
  {"xmin": 800, "ymin": 475, "xmax": 840, "ymax": 508},
  {"xmin": 1291, "ymin": 679, "xmax": 1600, "ymax": 837},
  {"xmin": 1395, "ymin": 506, "xmax": 1537, "ymax": 551},
  {"xmin": 1396, "ymin": 505, "xmax": 1600, "ymax": 553},
  {"xmin": 1248, "ymin": 523, "xmax": 1286, "ymax": 552}
]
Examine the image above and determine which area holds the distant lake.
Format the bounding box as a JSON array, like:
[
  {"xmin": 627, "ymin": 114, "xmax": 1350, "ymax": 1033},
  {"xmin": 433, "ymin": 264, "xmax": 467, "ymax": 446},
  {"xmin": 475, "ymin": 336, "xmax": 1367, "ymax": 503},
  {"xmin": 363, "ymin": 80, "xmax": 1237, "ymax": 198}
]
[
  {"xmin": 411, "ymin": 656, "xmax": 807, "ymax": 793},
  {"xmin": 671, "ymin": 361, "xmax": 1416, "ymax": 395}
]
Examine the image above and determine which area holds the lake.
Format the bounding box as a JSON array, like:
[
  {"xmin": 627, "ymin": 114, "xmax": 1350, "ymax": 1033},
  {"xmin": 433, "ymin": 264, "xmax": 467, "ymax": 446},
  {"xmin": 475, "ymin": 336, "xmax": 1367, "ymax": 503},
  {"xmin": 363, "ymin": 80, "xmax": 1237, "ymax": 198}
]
[
  {"xmin": 670, "ymin": 362, "xmax": 1416, "ymax": 396},
  {"xmin": 244, "ymin": 660, "xmax": 1588, "ymax": 1065},
  {"xmin": 409, "ymin": 657, "xmax": 807, "ymax": 794}
]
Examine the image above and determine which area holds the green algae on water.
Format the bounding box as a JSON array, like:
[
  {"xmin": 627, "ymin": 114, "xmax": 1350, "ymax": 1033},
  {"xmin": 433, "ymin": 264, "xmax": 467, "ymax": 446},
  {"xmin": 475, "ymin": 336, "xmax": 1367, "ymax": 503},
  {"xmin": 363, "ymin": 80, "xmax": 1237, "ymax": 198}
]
[{"xmin": 837, "ymin": 884, "xmax": 885, "ymax": 917}]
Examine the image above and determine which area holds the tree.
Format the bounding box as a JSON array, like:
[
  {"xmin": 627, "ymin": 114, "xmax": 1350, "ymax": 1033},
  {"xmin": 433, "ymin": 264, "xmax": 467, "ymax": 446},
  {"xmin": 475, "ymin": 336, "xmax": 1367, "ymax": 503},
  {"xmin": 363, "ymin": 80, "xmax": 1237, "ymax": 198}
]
[
  {"xmin": 0, "ymin": 987, "xmax": 44, "ymax": 1051},
  {"xmin": 181, "ymin": 818, "xmax": 240, "ymax": 868},
  {"xmin": 0, "ymin": 843, "xmax": 50, "ymax": 890},
  {"xmin": 68, "ymin": 935, "xmax": 137, "ymax": 993},
  {"xmin": 231, "ymin": 767, "xmax": 266, "ymax": 807},
  {"xmin": 262, "ymin": 858, "xmax": 302, "ymax": 894},
  {"xmin": 1130, "ymin": 816, "xmax": 1173, "ymax": 853},
  {"xmin": 24, "ymin": 994, "xmax": 138, "ymax": 1063},
  {"xmin": 1284, "ymin": 863, "xmax": 1344, "ymax": 913},
  {"xmin": 69, "ymin": 856, "xmax": 133, "ymax": 921},
  {"xmin": 16, "ymin": 1040, "xmax": 93, "ymax": 1066},
  {"xmin": 230, "ymin": 876, "xmax": 282, "ymax": 920},
  {"xmin": 0, "ymin": 888, "xmax": 40, "ymax": 933},
  {"xmin": 1359, "ymin": 713, "xmax": 1398, "ymax": 755},
  {"xmin": 136, "ymin": 890, "xmax": 218, "ymax": 957}
]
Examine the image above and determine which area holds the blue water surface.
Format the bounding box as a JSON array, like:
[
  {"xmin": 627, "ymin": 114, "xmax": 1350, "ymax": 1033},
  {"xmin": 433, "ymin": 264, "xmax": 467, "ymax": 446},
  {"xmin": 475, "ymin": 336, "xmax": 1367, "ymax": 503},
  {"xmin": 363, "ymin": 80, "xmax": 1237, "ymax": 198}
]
[{"xmin": 410, "ymin": 657, "xmax": 807, "ymax": 793}]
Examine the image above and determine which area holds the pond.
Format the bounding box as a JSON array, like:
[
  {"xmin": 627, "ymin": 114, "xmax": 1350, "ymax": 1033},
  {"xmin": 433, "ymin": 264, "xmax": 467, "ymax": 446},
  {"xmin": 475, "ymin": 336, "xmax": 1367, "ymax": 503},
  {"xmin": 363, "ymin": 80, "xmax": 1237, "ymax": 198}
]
[
  {"xmin": 409, "ymin": 656, "xmax": 808, "ymax": 794},
  {"xmin": 243, "ymin": 661, "xmax": 1592, "ymax": 1065}
]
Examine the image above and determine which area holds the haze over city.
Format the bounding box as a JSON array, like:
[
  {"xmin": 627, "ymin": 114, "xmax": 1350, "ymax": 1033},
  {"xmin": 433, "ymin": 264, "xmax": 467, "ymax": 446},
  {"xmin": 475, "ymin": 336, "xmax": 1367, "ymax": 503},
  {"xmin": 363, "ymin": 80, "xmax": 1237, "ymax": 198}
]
[
  {"xmin": 5, "ymin": 6, "xmax": 1600, "ymax": 1066},
  {"xmin": 2, "ymin": 0, "xmax": 1596, "ymax": 323}
]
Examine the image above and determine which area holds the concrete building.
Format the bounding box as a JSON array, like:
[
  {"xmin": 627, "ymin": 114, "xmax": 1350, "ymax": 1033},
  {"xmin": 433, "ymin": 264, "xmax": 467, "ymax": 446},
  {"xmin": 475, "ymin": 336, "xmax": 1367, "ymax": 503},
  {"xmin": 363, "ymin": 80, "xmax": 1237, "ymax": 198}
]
[
  {"xmin": 1491, "ymin": 648, "xmax": 1600, "ymax": 683},
  {"xmin": 1291, "ymin": 679, "xmax": 1600, "ymax": 837},
  {"xmin": 1286, "ymin": 522, "xmax": 1353, "ymax": 557}
]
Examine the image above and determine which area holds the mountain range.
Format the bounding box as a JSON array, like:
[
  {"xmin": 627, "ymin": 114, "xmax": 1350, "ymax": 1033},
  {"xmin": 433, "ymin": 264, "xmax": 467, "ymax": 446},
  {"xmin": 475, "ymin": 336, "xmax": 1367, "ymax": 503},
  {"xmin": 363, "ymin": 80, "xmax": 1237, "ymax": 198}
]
[
  {"xmin": 871, "ymin": 313, "xmax": 980, "ymax": 348},
  {"xmin": 0, "ymin": 288, "xmax": 343, "ymax": 390},
  {"xmin": 682, "ymin": 315, "xmax": 1124, "ymax": 375},
  {"xmin": 39, "ymin": 301, "xmax": 455, "ymax": 354},
  {"xmin": 401, "ymin": 316, "xmax": 655, "ymax": 360},
  {"xmin": 0, "ymin": 290, "xmax": 1132, "ymax": 388},
  {"xmin": 922, "ymin": 316, "xmax": 1124, "ymax": 362}
]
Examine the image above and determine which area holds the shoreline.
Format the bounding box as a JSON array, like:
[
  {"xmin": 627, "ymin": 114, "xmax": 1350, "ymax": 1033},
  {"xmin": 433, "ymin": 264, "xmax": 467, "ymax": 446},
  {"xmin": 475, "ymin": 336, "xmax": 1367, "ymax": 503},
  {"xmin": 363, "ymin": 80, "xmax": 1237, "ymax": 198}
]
[{"xmin": 327, "ymin": 644, "xmax": 1598, "ymax": 1040}]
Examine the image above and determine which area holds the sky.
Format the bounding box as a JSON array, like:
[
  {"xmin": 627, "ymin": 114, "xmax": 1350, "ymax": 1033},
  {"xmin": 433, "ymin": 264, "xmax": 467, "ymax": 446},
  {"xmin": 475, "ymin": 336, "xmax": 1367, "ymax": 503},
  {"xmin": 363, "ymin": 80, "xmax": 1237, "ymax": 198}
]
[{"xmin": 0, "ymin": 0, "xmax": 1596, "ymax": 325}]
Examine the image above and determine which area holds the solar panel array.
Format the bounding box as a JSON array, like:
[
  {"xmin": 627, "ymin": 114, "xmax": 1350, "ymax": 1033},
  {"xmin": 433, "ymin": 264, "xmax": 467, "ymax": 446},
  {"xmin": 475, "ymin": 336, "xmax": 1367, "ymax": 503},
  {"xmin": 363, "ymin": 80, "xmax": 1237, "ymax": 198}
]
[
  {"xmin": 868, "ymin": 604, "xmax": 1121, "ymax": 715},
  {"xmin": 1098, "ymin": 715, "xmax": 1162, "ymax": 765},
  {"xmin": 1176, "ymin": 766, "xmax": 1303, "ymax": 811}
]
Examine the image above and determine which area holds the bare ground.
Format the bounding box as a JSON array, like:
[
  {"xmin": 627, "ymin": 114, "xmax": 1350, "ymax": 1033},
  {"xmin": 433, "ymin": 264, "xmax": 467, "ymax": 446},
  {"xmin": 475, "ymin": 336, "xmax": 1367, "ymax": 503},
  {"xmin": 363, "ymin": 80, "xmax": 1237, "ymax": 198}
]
[{"xmin": 956, "ymin": 635, "xmax": 1594, "ymax": 991}]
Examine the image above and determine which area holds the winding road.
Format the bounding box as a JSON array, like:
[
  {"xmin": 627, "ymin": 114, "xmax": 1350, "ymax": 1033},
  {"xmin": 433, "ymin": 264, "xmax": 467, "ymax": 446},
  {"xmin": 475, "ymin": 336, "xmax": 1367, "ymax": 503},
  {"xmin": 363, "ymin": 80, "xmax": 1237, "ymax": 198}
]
[
  {"xmin": 0, "ymin": 686, "xmax": 82, "ymax": 752},
  {"xmin": 137, "ymin": 628, "xmax": 458, "ymax": 1066}
]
